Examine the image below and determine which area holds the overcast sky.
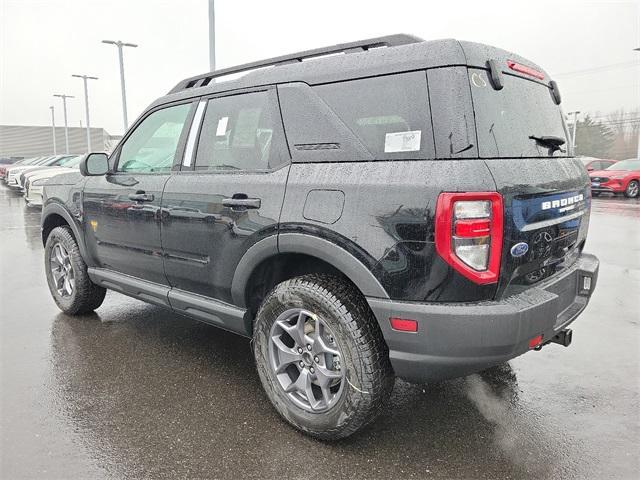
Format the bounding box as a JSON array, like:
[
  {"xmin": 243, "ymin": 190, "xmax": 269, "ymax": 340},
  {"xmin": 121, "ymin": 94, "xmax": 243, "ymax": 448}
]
[{"xmin": 1, "ymin": 0, "xmax": 638, "ymax": 135}]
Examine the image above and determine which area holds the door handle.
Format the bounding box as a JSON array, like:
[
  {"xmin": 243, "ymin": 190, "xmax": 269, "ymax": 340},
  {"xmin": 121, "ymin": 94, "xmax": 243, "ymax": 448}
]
[
  {"xmin": 128, "ymin": 192, "xmax": 154, "ymax": 202},
  {"xmin": 222, "ymin": 197, "xmax": 261, "ymax": 210}
]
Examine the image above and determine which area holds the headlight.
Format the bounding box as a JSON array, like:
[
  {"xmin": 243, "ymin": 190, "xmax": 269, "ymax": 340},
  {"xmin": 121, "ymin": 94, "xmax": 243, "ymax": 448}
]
[{"xmin": 32, "ymin": 178, "xmax": 48, "ymax": 186}]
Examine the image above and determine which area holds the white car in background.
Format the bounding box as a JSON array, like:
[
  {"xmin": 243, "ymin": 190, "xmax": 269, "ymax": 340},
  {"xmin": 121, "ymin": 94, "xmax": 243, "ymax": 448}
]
[
  {"xmin": 6, "ymin": 155, "xmax": 76, "ymax": 188},
  {"xmin": 4, "ymin": 156, "xmax": 53, "ymax": 185},
  {"xmin": 20, "ymin": 155, "xmax": 82, "ymax": 191},
  {"xmin": 24, "ymin": 155, "xmax": 83, "ymax": 207}
]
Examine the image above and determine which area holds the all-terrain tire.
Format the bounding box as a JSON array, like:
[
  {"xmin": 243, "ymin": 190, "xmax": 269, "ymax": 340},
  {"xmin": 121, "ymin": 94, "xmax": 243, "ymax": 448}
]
[
  {"xmin": 254, "ymin": 274, "xmax": 394, "ymax": 440},
  {"xmin": 44, "ymin": 226, "xmax": 106, "ymax": 315}
]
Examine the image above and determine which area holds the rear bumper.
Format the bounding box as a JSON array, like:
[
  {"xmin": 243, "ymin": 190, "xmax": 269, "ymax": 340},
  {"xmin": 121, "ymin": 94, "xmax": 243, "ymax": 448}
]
[{"xmin": 367, "ymin": 252, "xmax": 599, "ymax": 382}]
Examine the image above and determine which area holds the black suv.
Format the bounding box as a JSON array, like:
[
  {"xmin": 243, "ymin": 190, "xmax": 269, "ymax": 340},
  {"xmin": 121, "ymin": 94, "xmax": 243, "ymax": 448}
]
[{"xmin": 41, "ymin": 35, "xmax": 599, "ymax": 439}]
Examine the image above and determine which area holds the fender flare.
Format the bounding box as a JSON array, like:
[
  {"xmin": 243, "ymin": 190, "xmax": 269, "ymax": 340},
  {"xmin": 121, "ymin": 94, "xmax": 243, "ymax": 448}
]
[
  {"xmin": 41, "ymin": 202, "xmax": 89, "ymax": 260},
  {"xmin": 231, "ymin": 232, "xmax": 389, "ymax": 307}
]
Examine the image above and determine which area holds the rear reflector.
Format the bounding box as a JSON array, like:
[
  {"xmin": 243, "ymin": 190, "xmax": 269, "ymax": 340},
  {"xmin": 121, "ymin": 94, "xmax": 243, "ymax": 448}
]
[
  {"xmin": 454, "ymin": 218, "xmax": 491, "ymax": 238},
  {"xmin": 390, "ymin": 318, "xmax": 418, "ymax": 333},
  {"xmin": 507, "ymin": 60, "xmax": 545, "ymax": 80},
  {"xmin": 528, "ymin": 334, "xmax": 543, "ymax": 349}
]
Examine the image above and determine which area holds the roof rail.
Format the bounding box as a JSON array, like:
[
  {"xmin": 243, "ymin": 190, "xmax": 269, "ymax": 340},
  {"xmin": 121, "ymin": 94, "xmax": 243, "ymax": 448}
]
[{"xmin": 169, "ymin": 34, "xmax": 424, "ymax": 94}]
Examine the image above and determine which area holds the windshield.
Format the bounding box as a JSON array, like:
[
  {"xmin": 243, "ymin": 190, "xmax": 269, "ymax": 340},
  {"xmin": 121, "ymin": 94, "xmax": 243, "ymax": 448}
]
[
  {"xmin": 60, "ymin": 155, "xmax": 82, "ymax": 167},
  {"xmin": 469, "ymin": 69, "xmax": 569, "ymax": 158},
  {"xmin": 606, "ymin": 159, "xmax": 640, "ymax": 171}
]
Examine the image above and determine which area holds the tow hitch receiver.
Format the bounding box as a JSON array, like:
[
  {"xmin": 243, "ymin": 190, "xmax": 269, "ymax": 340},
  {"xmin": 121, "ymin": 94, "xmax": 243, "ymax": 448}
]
[{"xmin": 550, "ymin": 328, "xmax": 573, "ymax": 347}]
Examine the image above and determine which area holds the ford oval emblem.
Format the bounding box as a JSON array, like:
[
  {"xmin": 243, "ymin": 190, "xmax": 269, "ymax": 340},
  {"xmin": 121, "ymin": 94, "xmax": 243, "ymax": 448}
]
[{"xmin": 510, "ymin": 242, "xmax": 529, "ymax": 258}]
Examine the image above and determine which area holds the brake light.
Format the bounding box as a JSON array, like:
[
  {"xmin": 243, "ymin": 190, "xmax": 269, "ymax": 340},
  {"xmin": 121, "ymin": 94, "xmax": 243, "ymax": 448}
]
[
  {"xmin": 507, "ymin": 60, "xmax": 545, "ymax": 80},
  {"xmin": 435, "ymin": 192, "xmax": 504, "ymax": 284}
]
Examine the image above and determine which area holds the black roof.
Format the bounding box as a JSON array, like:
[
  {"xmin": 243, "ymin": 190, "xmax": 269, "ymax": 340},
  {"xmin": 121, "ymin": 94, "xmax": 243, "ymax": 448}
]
[{"xmin": 150, "ymin": 35, "xmax": 550, "ymax": 110}]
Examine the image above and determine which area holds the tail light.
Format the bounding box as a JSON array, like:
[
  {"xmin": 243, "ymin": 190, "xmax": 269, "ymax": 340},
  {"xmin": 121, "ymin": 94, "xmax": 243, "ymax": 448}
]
[{"xmin": 435, "ymin": 192, "xmax": 504, "ymax": 284}]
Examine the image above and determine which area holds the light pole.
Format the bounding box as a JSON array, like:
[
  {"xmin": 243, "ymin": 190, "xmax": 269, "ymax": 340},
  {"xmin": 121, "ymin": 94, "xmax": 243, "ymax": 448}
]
[
  {"xmin": 208, "ymin": 0, "xmax": 216, "ymax": 71},
  {"xmin": 567, "ymin": 110, "xmax": 581, "ymax": 154},
  {"xmin": 49, "ymin": 106, "xmax": 57, "ymax": 155},
  {"xmin": 634, "ymin": 48, "xmax": 640, "ymax": 160},
  {"xmin": 102, "ymin": 39, "xmax": 138, "ymax": 132},
  {"xmin": 53, "ymin": 94, "xmax": 74, "ymax": 154},
  {"xmin": 72, "ymin": 74, "xmax": 98, "ymax": 152}
]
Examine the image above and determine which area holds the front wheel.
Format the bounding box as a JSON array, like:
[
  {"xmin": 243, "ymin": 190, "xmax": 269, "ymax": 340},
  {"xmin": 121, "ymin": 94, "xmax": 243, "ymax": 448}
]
[
  {"xmin": 253, "ymin": 274, "xmax": 394, "ymax": 440},
  {"xmin": 45, "ymin": 226, "xmax": 106, "ymax": 315},
  {"xmin": 624, "ymin": 180, "xmax": 639, "ymax": 198}
]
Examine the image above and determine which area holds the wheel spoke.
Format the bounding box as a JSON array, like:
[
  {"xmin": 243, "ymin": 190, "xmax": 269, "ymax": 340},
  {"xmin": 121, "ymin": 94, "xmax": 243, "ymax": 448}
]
[
  {"xmin": 314, "ymin": 364, "xmax": 342, "ymax": 387},
  {"xmin": 312, "ymin": 334, "xmax": 340, "ymax": 357},
  {"xmin": 63, "ymin": 277, "xmax": 73, "ymax": 296},
  {"xmin": 272, "ymin": 336, "xmax": 302, "ymax": 373},
  {"xmin": 277, "ymin": 311, "xmax": 308, "ymax": 346}
]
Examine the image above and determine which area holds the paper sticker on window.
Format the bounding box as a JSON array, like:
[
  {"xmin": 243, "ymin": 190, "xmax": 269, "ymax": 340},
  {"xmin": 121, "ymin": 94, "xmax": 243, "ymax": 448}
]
[
  {"xmin": 216, "ymin": 117, "xmax": 229, "ymax": 136},
  {"xmin": 384, "ymin": 130, "xmax": 421, "ymax": 153}
]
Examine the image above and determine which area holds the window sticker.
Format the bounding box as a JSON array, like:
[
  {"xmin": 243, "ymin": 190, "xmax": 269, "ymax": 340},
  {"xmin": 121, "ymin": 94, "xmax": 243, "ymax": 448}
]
[
  {"xmin": 216, "ymin": 116, "xmax": 229, "ymax": 136},
  {"xmin": 384, "ymin": 130, "xmax": 421, "ymax": 153},
  {"xmin": 232, "ymin": 108, "xmax": 261, "ymax": 147}
]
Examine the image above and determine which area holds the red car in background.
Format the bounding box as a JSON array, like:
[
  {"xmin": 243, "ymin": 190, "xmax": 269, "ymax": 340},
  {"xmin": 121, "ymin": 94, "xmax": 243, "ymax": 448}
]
[
  {"xmin": 579, "ymin": 157, "xmax": 617, "ymax": 172},
  {"xmin": 589, "ymin": 158, "xmax": 640, "ymax": 198}
]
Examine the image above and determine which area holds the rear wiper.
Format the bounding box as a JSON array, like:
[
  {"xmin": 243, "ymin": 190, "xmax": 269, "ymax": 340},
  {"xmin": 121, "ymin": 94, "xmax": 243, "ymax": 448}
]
[{"xmin": 529, "ymin": 135, "xmax": 566, "ymax": 152}]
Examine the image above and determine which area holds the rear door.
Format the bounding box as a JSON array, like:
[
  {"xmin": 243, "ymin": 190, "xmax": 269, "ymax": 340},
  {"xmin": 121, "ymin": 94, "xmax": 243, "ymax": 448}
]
[
  {"xmin": 161, "ymin": 88, "xmax": 289, "ymax": 304},
  {"xmin": 83, "ymin": 101, "xmax": 193, "ymax": 285},
  {"xmin": 463, "ymin": 67, "xmax": 589, "ymax": 296}
]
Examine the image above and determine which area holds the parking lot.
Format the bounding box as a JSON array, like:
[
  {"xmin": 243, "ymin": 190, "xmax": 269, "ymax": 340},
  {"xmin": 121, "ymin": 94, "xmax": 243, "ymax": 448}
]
[{"xmin": 1, "ymin": 186, "xmax": 638, "ymax": 479}]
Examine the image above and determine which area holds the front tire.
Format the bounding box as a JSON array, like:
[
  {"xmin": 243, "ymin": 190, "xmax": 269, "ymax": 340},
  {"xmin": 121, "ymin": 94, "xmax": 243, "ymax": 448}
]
[
  {"xmin": 624, "ymin": 180, "xmax": 639, "ymax": 198},
  {"xmin": 44, "ymin": 226, "xmax": 106, "ymax": 315},
  {"xmin": 253, "ymin": 274, "xmax": 394, "ymax": 440}
]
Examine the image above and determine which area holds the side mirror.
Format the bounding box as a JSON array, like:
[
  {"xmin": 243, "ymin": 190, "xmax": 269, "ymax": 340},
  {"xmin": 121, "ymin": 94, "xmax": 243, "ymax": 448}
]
[
  {"xmin": 80, "ymin": 153, "xmax": 109, "ymax": 176},
  {"xmin": 587, "ymin": 166, "xmax": 594, "ymax": 171}
]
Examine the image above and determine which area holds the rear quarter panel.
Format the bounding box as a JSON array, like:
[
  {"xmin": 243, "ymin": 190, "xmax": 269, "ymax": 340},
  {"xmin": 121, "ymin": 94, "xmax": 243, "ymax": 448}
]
[{"xmin": 279, "ymin": 160, "xmax": 498, "ymax": 302}]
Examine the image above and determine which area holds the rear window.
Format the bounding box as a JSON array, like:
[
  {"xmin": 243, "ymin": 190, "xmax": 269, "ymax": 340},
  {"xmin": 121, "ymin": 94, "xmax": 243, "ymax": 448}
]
[
  {"xmin": 313, "ymin": 72, "xmax": 435, "ymax": 159},
  {"xmin": 469, "ymin": 68, "xmax": 569, "ymax": 158}
]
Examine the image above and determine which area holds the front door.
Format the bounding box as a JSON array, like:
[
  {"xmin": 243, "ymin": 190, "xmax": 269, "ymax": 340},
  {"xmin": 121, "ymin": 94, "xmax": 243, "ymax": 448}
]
[
  {"xmin": 83, "ymin": 102, "xmax": 193, "ymax": 285},
  {"xmin": 161, "ymin": 89, "xmax": 290, "ymax": 304}
]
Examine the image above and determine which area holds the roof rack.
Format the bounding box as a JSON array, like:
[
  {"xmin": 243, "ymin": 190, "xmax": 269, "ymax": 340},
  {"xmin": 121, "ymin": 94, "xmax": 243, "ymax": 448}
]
[{"xmin": 169, "ymin": 34, "xmax": 424, "ymax": 94}]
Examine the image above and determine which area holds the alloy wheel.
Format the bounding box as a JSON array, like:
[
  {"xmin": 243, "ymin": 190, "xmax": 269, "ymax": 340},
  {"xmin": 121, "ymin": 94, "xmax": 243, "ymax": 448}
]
[
  {"xmin": 50, "ymin": 242, "xmax": 75, "ymax": 297},
  {"xmin": 627, "ymin": 181, "xmax": 639, "ymax": 198},
  {"xmin": 268, "ymin": 308, "xmax": 345, "ymax": 412}
]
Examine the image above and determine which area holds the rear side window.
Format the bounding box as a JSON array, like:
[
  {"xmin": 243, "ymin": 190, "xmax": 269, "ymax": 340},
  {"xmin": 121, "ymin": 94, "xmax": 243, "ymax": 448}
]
[
  {"xmin": 314, "ymin": 72, "xmax": 435, "ymax": 159},
  {"xmin": 194, "ymin": 91, "xmax": 283, "ymax": 171},
  {"xmin": 469, "ymin": 68, "xmax": 569, "ymax": 158}
]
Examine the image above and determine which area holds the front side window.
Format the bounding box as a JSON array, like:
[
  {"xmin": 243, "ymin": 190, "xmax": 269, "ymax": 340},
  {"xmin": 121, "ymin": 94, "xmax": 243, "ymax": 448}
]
[
  {"xmin": 117, "ymin": 103, "xmax": 191, "ymax": 173},
  {"xmin": 194, "ymin": 91, "xmax": 280, "ymax": 171},
  {"xmin": 314, "ymin": 72, "xmax": 435, "ymax": 159}
]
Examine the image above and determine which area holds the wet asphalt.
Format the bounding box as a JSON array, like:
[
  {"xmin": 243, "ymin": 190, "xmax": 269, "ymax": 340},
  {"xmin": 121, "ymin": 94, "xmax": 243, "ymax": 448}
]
[{"xmin": 1, "ymin": 185, "xmax": 638, "ymax": 480}]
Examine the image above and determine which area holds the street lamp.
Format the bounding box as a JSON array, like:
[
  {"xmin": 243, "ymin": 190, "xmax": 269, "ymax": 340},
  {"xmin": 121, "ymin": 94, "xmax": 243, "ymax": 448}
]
[
  {"xmin": 72, "ymin": 74, "xmax": 98, "ymax": 152},
  {"xmin": 49, "ymin": 106, "xmax": 57, "ymax": 155},
  {"xmin": 53, "ymin": 94, "xmax": 74, "ymax": 154},
  {"xmin": 102, "ymin": 39, "xmax": 138, "ymax": 133},
  {"xmin": 209, "ymin": 0, "xmax": 216, "ymax": 71},
  {"xmin": 567, "ymin": 110, "xmax": 581, "ymax": 153},
  {"xmin": 634, "ymin": 48, "xmax": 640, "ymax": 160}
]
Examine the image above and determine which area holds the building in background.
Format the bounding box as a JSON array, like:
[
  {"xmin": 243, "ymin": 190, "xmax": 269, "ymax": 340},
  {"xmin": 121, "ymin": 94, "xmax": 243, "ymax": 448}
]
[{"xmin": 0, "ymin": 125, "xmax": 121, "ymax": 158}]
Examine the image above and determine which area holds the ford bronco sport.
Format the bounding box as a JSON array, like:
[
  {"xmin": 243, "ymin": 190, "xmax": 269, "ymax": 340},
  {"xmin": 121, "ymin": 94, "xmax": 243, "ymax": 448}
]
[{"xmin": 41, "ymin": 35, "xmax": 599, "ymax": 440}]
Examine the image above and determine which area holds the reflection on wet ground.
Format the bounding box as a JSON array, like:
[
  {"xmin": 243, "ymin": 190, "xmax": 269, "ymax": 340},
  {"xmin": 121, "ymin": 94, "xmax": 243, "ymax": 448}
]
[{"xmin": 1, "ymin": 186, "xmax": 639, "ymax": 479}]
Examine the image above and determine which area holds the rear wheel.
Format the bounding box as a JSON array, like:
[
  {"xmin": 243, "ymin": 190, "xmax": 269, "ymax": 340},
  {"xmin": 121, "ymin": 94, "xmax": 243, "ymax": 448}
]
[
  {"xmin": 624, "ymin": 180, "xmax": 639, "ymax": 198},
  {"xmin": 45, "ymin": 226, "xmax": 106, "ymax": 315},
  {"xmin": 253, "ymin": 274, "xmax": 394, "ymax": 440}
]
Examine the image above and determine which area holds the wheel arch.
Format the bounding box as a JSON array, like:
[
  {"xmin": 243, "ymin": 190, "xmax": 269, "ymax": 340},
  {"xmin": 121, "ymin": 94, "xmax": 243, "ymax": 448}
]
[
  {"xmin": 41, "ymin": 203, "xmax": 88, "ymax": 259},
  {"xmin": 232, "ymin": 233, "xmax": 389, "ymax": 317}
]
